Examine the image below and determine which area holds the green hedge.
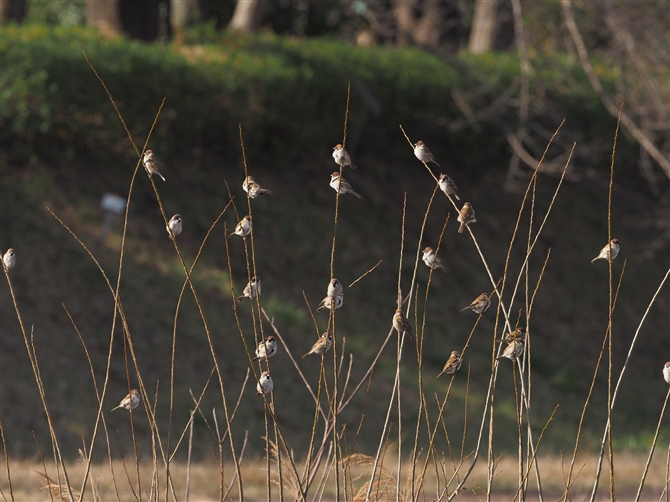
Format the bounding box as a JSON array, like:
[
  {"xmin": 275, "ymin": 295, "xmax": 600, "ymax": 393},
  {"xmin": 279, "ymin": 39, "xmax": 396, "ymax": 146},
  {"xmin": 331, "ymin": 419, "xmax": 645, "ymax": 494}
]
[{"xmin": 2, "ymin": 24, "xmax": 631, "ymax": 174}]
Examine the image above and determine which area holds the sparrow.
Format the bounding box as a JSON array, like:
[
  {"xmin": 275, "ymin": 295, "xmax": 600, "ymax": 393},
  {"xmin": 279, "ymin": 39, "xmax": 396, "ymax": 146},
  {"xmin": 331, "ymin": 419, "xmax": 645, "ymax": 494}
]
[
  {"xmin": 253, "ymin": 336, "xmax": 277, "ymax": 361},
  {"xmin": 256, "ymin": 371, "xmax": 273, "ymax": 396},
  {"xmin": 243, "ymin": 176, "xmax": 272, "ymax": 198},
  {"xmin": 436, "ymin": 351, "xmax": 462, "ymax": 378},
  {"xmin": 316, "ymin": 293, "xmax": 344, "ymax": 312},
  {"xmin": 166, "ymin": 214, "xmax": 182, "ymax": 238},
  {"xmin": 503, "ymin": 327, "xmax": 526, "ymax": 343},
  {"xmin": 497, "ymin": 339, "xmax": 525, "ymax": 361},
  {"xmin": 302, "ymin": 333, "xmax": 333, "ymax": 359},
  {"xmin": 112, "ymin": 389, "xmax": 141, "ymax": 412},
  {"xmin": 238, "ymin": 276, "xmax": 261, "ymax": 301},
  {"xmin": 461, "ymin": 293, "xmax": 491, "ymax": 314},
  {"xmin": 332, "ymin": 144, "xmax": 357, "ymax": 169},
  {"xmin": 393, "ymin": 308, "xmax": 414, "ymax": 341},
  {"xmin": 457, "ymin": 202, "xmax": 476, "ymax": 233},
  {"xmin": 3, "ymin": 248, "xmax": 16, "ymax": 270},
  {"xmin": 438, "ymin": 173, "xmax": 460, "ymax": 200},
  {"xmin": 664, "ymin": 362, "xmax": 670, "ymax": 385},
  {"xmin": 414, "ymin": 141, "xmax": 440, "ymax": 167},
  {"xmin": 142, "ymin": 150, "xmax": 165, "ymax": 181},
  {"xmin": 330, "ymin": 172, "xmax": 361, "ymax": 199},
  {"xmin": 230, "ymin": 215, "xmax": 252, "ymax": 237},
  {"xmin": 422, "ymin": 247, "xmax": 449, "ymax": 273},
  {"xmin": 327, "ymin": 278, "xmax": 343, "ymax": 298},
  {"xmin": 591, "ymin": 239, "xmax": 621, "ymax": 263}
]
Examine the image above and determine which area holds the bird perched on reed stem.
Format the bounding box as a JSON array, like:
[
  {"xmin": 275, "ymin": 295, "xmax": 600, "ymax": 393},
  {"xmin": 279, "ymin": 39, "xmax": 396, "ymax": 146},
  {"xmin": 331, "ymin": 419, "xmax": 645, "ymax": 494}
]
[
  {"xmin": 332, "ymin": 144, "xmax": 357, "ymax": 169},
  {"xmin": 302, "ymin": 333, "xmax": 333, "ymax": 359},
  {"xmin": 591, "ymin": 239, "xmax": 620, "ymax": 263},
  {"xmin": 330, "ymin": 172, "xmax": 361, "ymax": 199},
  {"xmin": 253, "ymin": 336, "xmax": 277, "ymax": 361},
  {"xmin": 461, "ymin": 293, "xmax": 491, "ymax": 314},
  {"xmin": 414, "ymin": 141, "xmax": 440, "ymax": 167},
  {"xmin": 436, "ymin": 351, "xmax": 462, "ymax": 378},
  {"xmin": 112, "ymin": 389, "xmax": 141, "ymax": 412},
  {"xmin": 457, "ymin": 202, "xmax": 476, "ymax": 233},
  {"xmin": 393, "ymin": 308, "xmax": 414, "ymax": 341},
  {"xmin": 142, "ymin": 150, "xmax": 165, "ymax": 181}
]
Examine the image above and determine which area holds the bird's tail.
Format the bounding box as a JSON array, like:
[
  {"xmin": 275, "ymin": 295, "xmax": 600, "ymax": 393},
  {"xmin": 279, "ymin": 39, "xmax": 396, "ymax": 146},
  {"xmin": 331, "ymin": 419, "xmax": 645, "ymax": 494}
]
[
  {"xmin": 458, "ymin": 222, "xmax": 466, "ymax": 233},
  {"xmin": 454, "ymin": 193, "xmax": 461, "ymax": 201},
  {"xmin": 431, "ymin": 160, "xmax": 441, "ymax": 168},
  {"xmin": 591, "ymin": 257, "xmax": 598, "ymax": 263},
  {"xmin": 352, "ymin": 190, "xmax": 362, "ymax": 199},
  {"xmin": 460, "ymin": 305, "xmax": 471, "ymax": 312},
  {"xmin": 157, "ymin": 172, "xmax": 166, "ymax": 182},
  {"xmin": 260, "ymin": 189, "xmax": 272, "ymax": 195},
  {"xmin": 350, "ymin": 163, "xmax": 358, "ymax": 169},
  {"xmin": 301, "ymin": 353, "xmax": 310, "ymax": 359},
  {"xmin": 237, "ymin": 295, "xmax": 245, "ymax": 302},
  {"xmin": 440, "ymin": 265, "xmax": 450, "ymax": 273}
]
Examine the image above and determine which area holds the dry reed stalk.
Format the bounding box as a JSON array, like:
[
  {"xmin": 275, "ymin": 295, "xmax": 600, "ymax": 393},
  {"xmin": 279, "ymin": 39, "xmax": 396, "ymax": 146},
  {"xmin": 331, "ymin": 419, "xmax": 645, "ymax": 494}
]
[
  {"xmin": 62, "ymin": 306, "xmax": 121, "ymax": 502},
  {"xmin": 634, "ymin": 387, "xmax": 670, "ymax": 502},
  {"xmin": 588, "ymin": 267, "xmax": 670, "ymax": 502},
  {"xmin": 0, "ymin": 424, "xmax": 13, "ymax": 502}
]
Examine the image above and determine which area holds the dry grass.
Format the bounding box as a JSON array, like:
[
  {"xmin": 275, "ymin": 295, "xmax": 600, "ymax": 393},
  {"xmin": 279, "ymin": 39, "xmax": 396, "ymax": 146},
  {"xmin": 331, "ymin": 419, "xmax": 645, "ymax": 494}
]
[{"xmin": 1, "ymin": 453, "xmax": 666, "ymax": 501}]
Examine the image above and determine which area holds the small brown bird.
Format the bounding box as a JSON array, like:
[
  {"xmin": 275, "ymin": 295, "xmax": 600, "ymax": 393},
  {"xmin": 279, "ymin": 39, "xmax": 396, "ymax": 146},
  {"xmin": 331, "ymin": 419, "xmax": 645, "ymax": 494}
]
[
  {"xmin": 414, "ymin": 141, "xmax": 440, "ymax": 167},
  {"xmin": 243, "ymin": 176, "xmax": 272, "ymax": 198},
  {"xmin": 393, "ymin": 308, "xmax": 414, "ymax": 341},
  {"xmin": 112, "ymin": 389, "xmax": 141, "ymax": 412},
  {"xmin": 302, "ymin": 333, "xmax": 333, "ymax": 359},
  {"xmin": 238, "ymin": 276, "xmax": 261, "ymax": 301},
  {"xmin": 316, "ymin": 293, "xmax": 343, "ymax": 312},
  {"xmin": 497, "ymin": 339, "xmax": 525, "ymax": 361},
  {"xmin": 436, "ymin": 351, "xmax": 462, "ymax": 378},
  {"xmin": 422, "ymin": 247, "xmax": 449, "ymax": 273},
  {"xmin": 327, "ymin": 278, "xmax": 343, "ymax": 298},
  {"xmin": 461, "ymin": 293, "xmax": 491, "ymax": 314},
  {"xmin": 591, "ymin": 239, "xmax": 620, "ymax": 263},
  {"xmin": 330, "ymin": 172, "xmax": 361, "ymax": 199},
  {"xmin": 3, "ymin": 248, "xmax": 16, "ymax": 270},
  {"xmin": 252, "ymin": 336, "xmax": 277, "ymax": 361},
  {"xmin": 332, "ymin": 144, "xmax": 357, "ymax": 169},
  {"xmin": 230, "ymin": 215, "xmax": 252, "ymax": 237},
  {"xmin": 457, "ymin": 202, "xmax": 476, "ymax": 233},
  {"xmin": 256, "ymin": 371, "xmax": 273, "ymax": 396},
  {"xmin": 503, "ymin": 327, "xmax": 526, "ymax": 343},
  {"xmin": 438, "ymin": 174, "xmax": 460, "ymax": 200},
  {"xmin": 663, "ymin": 362, "xmax": 670, "ymax": 385},
  {"xmin": 142, "ymin": 150, "xmax": 165, "ymax": 181},
  {"xmin": 166, "ymin": 214, "xmax": 182, "ymax": 238}
]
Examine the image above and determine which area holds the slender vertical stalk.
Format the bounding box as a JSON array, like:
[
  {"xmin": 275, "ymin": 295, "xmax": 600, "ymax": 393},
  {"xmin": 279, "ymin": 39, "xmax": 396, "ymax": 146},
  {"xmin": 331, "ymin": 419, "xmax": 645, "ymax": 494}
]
[
  {"xmin": 634, "ymin": 387, "xmax": 670, "ymax": 502},
  {"xmin": 589, "ymin": 104, "xmax": 623, "ymax": 502}
]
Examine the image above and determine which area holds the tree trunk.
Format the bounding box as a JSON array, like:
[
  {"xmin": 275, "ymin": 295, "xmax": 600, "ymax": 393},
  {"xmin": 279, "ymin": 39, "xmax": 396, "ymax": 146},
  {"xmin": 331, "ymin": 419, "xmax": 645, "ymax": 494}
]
[
  {"xmin": 393, "ymin": 0, "xmax": 461, "ymax": 51},
  {"xmin": 468, "ymin": 0, "xmax": 499, "ymax": 53},
  {"xmin": 0, "ymin": 0, "xmax": 27, "ymax": 23},
  {"xmin": 171, "ymin": 0, "xmax": 195, "ymax": 28},
  {"xmin": 171, "ymin": 0, "xmax": 196, "ymax": 45},
  {"xmin": 86, "ymin": 0, "xmax": 121, "ymax": 36},
  {"xmin": 228, "ymin": 0, "xmax": 265, "ymax": 33}
]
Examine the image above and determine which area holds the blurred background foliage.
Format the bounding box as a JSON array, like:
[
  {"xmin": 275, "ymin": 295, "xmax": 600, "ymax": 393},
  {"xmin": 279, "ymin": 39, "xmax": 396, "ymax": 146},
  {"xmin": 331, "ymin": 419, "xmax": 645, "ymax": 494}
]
[{"xmin": 0, "ymin": 0, "xmax": 668, "ymax": 460}]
